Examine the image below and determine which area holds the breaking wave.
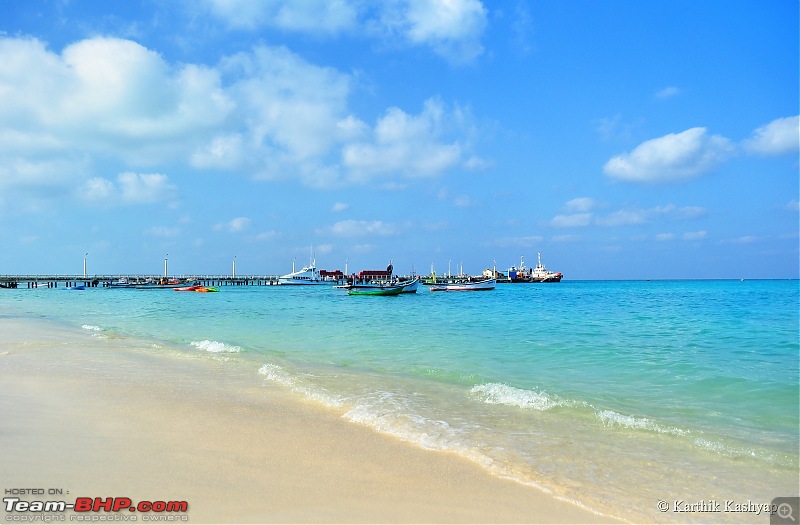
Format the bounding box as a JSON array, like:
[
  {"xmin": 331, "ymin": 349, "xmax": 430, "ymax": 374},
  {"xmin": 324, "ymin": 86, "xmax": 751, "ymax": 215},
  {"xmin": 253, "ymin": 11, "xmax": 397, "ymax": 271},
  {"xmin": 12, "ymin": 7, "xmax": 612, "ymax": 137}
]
[
  {"xmin": 190, "ymin": 340, "xmax": 241, "ymax": 353},
  {"xmin": 596, "ymin": 409, "xmax": 690, "ymax": 437},
  {"xmin": 258, "ymin": 363, "xmax": 343, "ymax": 407},
  {"xmin": 469, "ymin": 382, "xmax": 582, "ymax": 411}
]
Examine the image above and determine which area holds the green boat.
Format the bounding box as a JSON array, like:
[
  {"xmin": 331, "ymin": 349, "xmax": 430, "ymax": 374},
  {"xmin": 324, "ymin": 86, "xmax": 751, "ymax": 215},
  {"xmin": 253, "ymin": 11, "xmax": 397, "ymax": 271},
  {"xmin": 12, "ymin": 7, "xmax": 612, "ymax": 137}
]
[{"xmin": 347, "ymin": 285, "xmax": 404, "ymax": 296}]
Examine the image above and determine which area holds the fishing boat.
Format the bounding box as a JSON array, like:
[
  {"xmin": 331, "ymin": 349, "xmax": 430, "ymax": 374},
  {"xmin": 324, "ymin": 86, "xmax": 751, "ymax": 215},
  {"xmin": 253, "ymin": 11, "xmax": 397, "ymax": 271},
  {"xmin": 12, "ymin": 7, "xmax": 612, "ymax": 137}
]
[
  {"xmin": 133, "ymin": 278, "xmax": 186, "ymax": 289},
  {"xmin": 398, "ymin": 277, "xmax": 419, "ymax": 293},
  {"xmin": 429, "ymin": 277, "xmax": 496, "ymax": 292},
  {"xmin": 344, "ymin": 277, "xmax": 419, "ymax": 294},
  {"xmin": 347, "ymin": 284, "xmax": 405, "ymax": 296}
]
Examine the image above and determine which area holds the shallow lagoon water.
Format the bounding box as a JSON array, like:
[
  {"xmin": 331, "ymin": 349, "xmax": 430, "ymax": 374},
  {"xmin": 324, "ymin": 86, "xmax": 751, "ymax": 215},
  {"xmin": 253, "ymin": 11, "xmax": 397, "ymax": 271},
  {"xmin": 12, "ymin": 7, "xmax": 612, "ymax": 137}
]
[{"xmin": 3, "ymin": 279, "xmax": 798, "ymax": 522}]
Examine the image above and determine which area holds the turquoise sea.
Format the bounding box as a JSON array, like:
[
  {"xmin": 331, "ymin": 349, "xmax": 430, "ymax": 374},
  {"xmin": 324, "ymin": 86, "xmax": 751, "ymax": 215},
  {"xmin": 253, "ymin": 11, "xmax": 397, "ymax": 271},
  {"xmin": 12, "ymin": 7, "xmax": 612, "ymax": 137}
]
[{"xmin": 2, "ymin": 279, "xmax": 798, "ymax": 522}]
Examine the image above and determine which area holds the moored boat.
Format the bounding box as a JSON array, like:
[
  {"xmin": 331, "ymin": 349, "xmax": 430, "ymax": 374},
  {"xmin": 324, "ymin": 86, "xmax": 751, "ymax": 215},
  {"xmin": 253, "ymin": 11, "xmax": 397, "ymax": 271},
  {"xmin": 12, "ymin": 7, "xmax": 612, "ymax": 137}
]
[
  {"xmin": 344, "ymin": 277, "xmax": 419, "ymax": 294},
  {"xmin": 195, "ymin": 286, "xmax": 219, "ymax": 293},
  {"xmin": 348, "ymin": 285, "xmax": 405, "ymax": 296},
  {"xmin": 174, "ymin": 285, "xmax": 201, "ymax": 291},
  {"xmin": 507, "ymin": 253, "xmax": 562, "ymax": 283},
  {"xmin": 429, "ymin": 277, "xmax": 496, "ymax": 292},
  {"xmin": 398, "ymin": 277, "xmax": 419, "ymax": 293},
  {"xmin": 278, "ymin": 258, "xmax": 328, "ymax": 285}
]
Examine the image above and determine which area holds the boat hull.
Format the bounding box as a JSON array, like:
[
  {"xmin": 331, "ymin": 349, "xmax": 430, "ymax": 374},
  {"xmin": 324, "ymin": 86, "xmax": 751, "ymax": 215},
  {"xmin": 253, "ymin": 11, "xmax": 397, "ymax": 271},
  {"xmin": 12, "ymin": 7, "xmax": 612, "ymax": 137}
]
[
  {"xmin": 277, "ymin": 279, "xmax": 330, "ymax": 285},
  {"xmin": 429, "ymin": 278, "xmax": 496, "ymax": 292},
  {"xmin": 348, "ymin": 285, "xmax": 405, "ymax": 296},
  {"xmin": 345, "ymin": 277, "xmax": 419, "ymax": 294}
]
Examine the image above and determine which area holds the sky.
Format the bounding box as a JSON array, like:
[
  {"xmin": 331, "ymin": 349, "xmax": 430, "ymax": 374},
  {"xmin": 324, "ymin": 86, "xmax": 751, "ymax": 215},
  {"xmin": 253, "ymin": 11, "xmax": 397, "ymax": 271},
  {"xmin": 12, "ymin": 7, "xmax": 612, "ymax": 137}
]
[{"xmin": 0, "ymin": 0, "xmax": 798, "ymax": 280}]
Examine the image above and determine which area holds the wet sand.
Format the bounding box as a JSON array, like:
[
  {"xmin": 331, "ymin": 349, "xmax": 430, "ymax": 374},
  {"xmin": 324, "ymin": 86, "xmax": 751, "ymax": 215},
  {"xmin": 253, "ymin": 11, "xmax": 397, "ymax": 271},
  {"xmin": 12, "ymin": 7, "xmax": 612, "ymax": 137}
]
[{"xmin": 0, "ymin": 317, "xmax": 619, "ymax": 523}]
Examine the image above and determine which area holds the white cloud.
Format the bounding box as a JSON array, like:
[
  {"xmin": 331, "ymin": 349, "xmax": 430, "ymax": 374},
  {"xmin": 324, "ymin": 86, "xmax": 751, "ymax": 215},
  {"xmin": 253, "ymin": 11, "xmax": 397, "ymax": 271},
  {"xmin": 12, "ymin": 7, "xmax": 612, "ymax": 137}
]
[
  {"xmin": 604, "ymin": 127, "xmax": 734, "ymax": 183},
  {"xmin": 202, "ymin": 0, "xmax": 358, "ymax": 33},
  {"xmin": 655, "ymin": 233, "xmax": 675, "ymax": 241},
  {"xmin": 342, "ymin": 98, "xmax": 473, "ymax": 183},
  {"xmin": 595, "ymin": 209, "xmax": 648, "ymax": 227},
  {"xmin": 551, "ymin": 203, "xmax": 707, "ymax": 228},
  {"xmin": 390, "ymin": 0, "xmax": 488, "ymax": 63},
  {"xmin": 727, "ymin": 235, "xmax": 761, "ymax": 244},
  {"xmin": 80, "ymin": 172, "xmax": 176, "ymax": 205},
  {"xmin": 214, "ymin": 217, "xmax": 252, "ymax": 233},
  {"xmin": 332, "ymin": 202, "xmax": 349, "ymax": 212},
  {"xmin": 655, "ymin": 86, "xmax": 680, "ymax": 99},
  {"xmin": 198, "ymin": 0, "xmax": 487, "ymax": 64},
  {"xmin": 743, "ymin": 115, "xmax": 799, "ymax": 156},
  {"xmin": 0, "ymin": 36, "xmax": 232, "ymax": 202},
  {"xmin": 0, "ymin": 35, "xmax": 479, "ymax": 201},
  {"xmin": 786, "ymin": 200, "xmax": 800, "ymax": 212},
  {"xmin": 327, "ymin": 220, "xmax": 400, "ymax": 237},
  {"xmin": 81, "ymin": 177, "xmax": 115, "ymax": 201},
  {"xmin": 550, "ymin": 213, "xmax": 592, "ymax": 228},
  {"xmin": 251, "ymin": 230, "xmax": 279, "ymax": 241},
  {"xmin": 683, "ymin": 230, "xmax": 707, "ymax": 241},
  {"xmin": 595, "ymin": 204, "xmax": 706, "ymax": 227},
  {"xmin": 564, "ymin": 197, "xmax": 597, "ymax": 213},
  {"xmin": 217, "ymin": 45, "xmax": 356, "ymax": 185},
  {"xmin": 118, "ymin": 172, "xmax": 176, "ymax": 203}
]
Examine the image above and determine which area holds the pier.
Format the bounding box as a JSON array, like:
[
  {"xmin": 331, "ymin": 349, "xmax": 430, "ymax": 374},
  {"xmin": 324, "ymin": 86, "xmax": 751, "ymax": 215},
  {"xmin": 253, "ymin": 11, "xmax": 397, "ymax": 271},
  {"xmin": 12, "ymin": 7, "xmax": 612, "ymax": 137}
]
[{"xmin": 0, "ymin": 274, "xmax": 289, "ymax": 289}]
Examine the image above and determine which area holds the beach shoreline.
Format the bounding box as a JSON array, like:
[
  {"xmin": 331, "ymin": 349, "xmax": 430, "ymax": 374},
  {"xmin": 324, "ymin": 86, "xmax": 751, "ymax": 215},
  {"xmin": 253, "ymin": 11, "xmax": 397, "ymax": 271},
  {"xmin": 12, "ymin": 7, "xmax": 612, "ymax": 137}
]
[{"xmin": 0, "ymin": 317, "xmax": 618, "ymax": 524}]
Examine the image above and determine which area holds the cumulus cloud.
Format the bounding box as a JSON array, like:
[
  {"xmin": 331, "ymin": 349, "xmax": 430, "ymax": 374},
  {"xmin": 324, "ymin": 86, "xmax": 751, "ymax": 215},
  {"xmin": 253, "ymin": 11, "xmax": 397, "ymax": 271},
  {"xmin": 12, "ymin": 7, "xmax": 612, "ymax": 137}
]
[
  {"xmin": 0, "ymin": 35, "xmax": 479, "ymax": 201},
  {"xmin": 385, "ymin": 0, "xmax": 488, "ymax": 63},
  {"xmin": 0, "ymin": 37, "xmax": 233, "ymax": 160},
  {"xmin": 80, "ymin": 172, "xmax": 176, "ymax": 205},
  {"xmin": 604, "ymin": 127, "xmax": 734, "ymax": 183},
  {"xmin": 201, "ymin": 0, "xmax": 358, "ymax": 33},
  {"xmin": 743, "ymin": 115, "xmax": 799, "ymax": 156},
  {"xmin": 342, "ymin": 98, "xmax": 474, "ymax": 182},
  {"xmin": 197, "ymin": 0, "xmax": 487, "ymax": 64}
]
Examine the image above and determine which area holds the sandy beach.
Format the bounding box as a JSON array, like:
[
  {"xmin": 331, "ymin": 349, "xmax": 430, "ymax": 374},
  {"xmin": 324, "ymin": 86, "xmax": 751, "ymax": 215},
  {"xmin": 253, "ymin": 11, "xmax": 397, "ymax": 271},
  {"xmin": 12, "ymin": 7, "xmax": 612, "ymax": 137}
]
[{"xmin": 0, "ymin": 317, "xmax": 618, "ymax": 524}]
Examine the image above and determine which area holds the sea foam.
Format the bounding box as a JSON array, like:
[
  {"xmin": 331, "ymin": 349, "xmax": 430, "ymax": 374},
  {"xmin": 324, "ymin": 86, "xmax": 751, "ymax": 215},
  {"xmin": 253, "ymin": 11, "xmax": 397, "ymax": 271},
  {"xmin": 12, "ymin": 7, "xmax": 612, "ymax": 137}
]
[
  {"xmin": 190, "ymin": 340, "xmax": 241, "ymax": 353},
  {"xmin": 469, "ymin": 382, "xmax": 578, "ymax": 411},
  {"xmin": 258, "ymin": 363, "xmax": 343, "ymax": 407},
  {"xmin": 596, "ymin": 409, "xmax": 690, "ymax": 437}
]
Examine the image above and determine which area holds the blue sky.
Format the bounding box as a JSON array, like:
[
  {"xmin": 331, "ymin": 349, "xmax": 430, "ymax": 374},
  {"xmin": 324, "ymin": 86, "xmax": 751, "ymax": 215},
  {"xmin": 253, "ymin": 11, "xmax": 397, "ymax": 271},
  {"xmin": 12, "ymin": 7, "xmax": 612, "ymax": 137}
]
[{"xmin": 1, "ymin": 0, "xmax": 797, "ymax": 279}]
